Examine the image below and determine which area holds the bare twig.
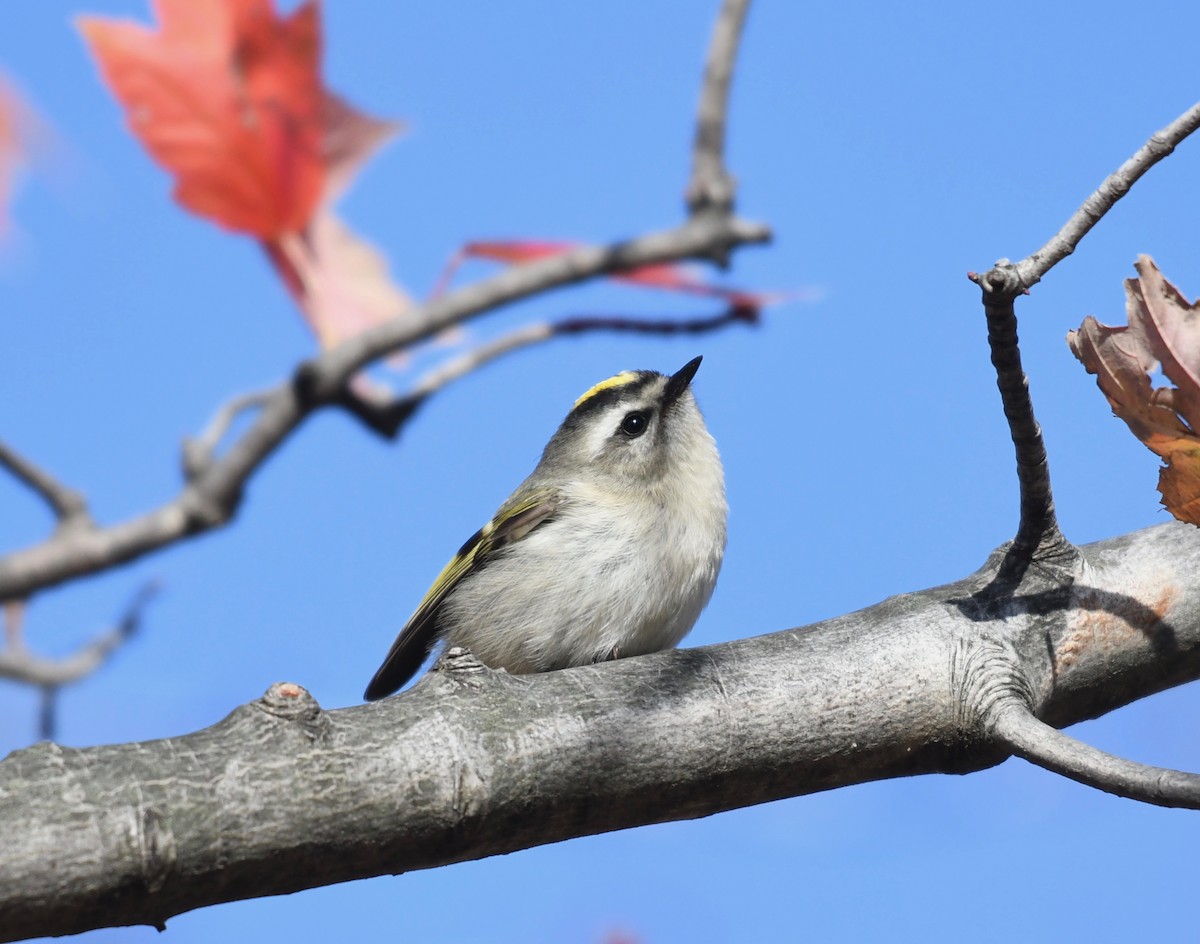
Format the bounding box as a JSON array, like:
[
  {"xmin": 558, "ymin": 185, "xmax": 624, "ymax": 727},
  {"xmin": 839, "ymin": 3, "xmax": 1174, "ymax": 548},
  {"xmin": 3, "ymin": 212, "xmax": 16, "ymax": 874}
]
[
  {"xmin": 38, "ymin": 686, "xmax": 56, "ymax": 741},
  {"xmin": 1015, "ymin": 101, "xmax": 1200, "ymax": 289},
  {"xmin": 992, "ymin": 697, "xmax": 1200, "ymax": 810},
  {"xmin": 555, "ymin": 301, "xmax": 760, "ymax": 337},
  {"xmin": 183, "ymin": 388, "xmax": 274, "ymax": 479},
  {"xmin": 330, "ymin": 302, "xmax": 761, "ymax": 439},
  {"xmin": 0, "ymin": 0, "xmax": 769, "ymax": 603},
  {"xmin": 306, "ymin": 216, "xmax": 770, "ymax": 400},
  {"xmin": 0, "ymin": 218, "xmax": 769, "ymax": 602},
  {"xmin": 4, "ymin": 599, "xmax": 25, "ymax": 651},
  {"xmin": 966, "ymin": 105, "xmax": 1200, "ymax": 565},
  {"xmin": 0, "ymin": 579, "xmax": 160, "ymax": 687},
  {"xmin": 687, "ymin": 0, "xmax": 752, "ymax": 219},
  {"xmin": 428, "ymin": 244, "xmax": 469, "ymax": 301},
  {"xmin": 968, "ymin": 264, "xmax": 1067, "ymax": 564},
  {"xmin": 0, "ymin": 438, "xmax": 91, "ymax": 530}
]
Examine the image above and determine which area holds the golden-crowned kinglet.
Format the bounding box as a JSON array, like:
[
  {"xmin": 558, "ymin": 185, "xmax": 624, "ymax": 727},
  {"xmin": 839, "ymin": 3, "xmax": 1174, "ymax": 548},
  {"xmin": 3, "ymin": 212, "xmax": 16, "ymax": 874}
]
[{"xmin": 363, "ymin": 355, "xmax": 726, "ymax": 700}]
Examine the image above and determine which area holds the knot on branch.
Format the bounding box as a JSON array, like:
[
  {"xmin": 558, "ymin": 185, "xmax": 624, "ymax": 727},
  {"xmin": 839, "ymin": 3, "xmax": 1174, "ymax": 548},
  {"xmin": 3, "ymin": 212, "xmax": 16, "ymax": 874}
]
[
  {"xmin": 950, "ymin": 635, "xmax": 1034, "ymax": 743},
  {"xmin": 137, "ymin": 806, "xmax": 177, "ymax": 897},
  {"xmin": 292, "ymin": 360, "xmax": 324, "ymax": 406},
  {"xmin": 976, "ymin": 535, "xmax": 1081, "ymax": 603},
  {"xmin": 180, "ymin": 439, "xmax": 210, "ymax": 481},
  {"xmin": 436, "ymin": 646, "xmax": 487, "ymax": 674},
  {"xmin": 968, "ymin": 259, "xmax": 1028, "ymax": 303},
  {"xmin": 52, "ymin": 496, "xmax": 95, "ymax": 536},
  {"xmin": 333, "ymin": 386, "xmax": 421, "ymax": 441},
  {"xmin": 429, "ymin": 646, "xmax": 497, "ymax": 690},
  {"xmin": 258, "ymin": 681, "xmax": 322, "ymax": 723},
  {"xmin": 180, "ymin": 485, "xmax": 235, "ymax": 531},
  {"xmin": 686, "ymin": 172, "xmax": 738, "ymax": 222}
]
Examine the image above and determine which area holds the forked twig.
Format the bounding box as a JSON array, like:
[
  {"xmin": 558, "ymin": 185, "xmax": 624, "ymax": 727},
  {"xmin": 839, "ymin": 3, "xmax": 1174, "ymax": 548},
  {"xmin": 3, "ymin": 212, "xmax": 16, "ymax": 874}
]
[
  {"xmin": 183, "ymin": 388, "xmax": 275, "ymax": 479},
  {"xmin": 0, "ymin": 439, "xmax": 92, "ymax": 530},
  {"xmin": 688, "ymin": 0, "xmax": 752, "ymax": 220},
  {"xmin": 335, "ymin": 302, "xmax": 762, "ymax": 439},
  {"xmin": 1016, "ymin": 101, "xmax": 1200, "ymax": 288},
  {"xmin": 0, "ymin": 579, "xmax": 160, "ymax": 689},
  {"xmin": 969, "ymin": 101, "xmax": 1200, "ymax": 565},
  {"xmin": 0, "ymin": 1, "xmax": 770, "ymax": 603}
]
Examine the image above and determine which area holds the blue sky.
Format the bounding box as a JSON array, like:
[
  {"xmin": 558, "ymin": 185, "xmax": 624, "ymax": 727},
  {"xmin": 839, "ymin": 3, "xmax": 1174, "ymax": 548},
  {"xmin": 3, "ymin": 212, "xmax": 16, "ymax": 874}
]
[{"xmin": 3, "ymin": 2, "xmax": 1200, "ymax": 942}]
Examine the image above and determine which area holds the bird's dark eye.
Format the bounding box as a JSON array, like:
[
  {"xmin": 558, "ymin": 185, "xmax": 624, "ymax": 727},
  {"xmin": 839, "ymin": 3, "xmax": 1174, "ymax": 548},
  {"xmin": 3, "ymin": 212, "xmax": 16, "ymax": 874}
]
[{"xmin": 619, "ymin": 411, "xmax": 649, "ymax": 437}]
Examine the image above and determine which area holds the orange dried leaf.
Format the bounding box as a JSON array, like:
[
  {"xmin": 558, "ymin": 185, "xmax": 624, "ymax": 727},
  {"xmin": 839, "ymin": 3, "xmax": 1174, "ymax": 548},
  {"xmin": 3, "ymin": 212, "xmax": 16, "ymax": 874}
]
[
  {"xmin": 1068, "ymin": 256, "xmax": 1200, "ymax": 524},
  {"xmin": 79, "ymin": 0, "xmax": 326, "ymax": 238}
]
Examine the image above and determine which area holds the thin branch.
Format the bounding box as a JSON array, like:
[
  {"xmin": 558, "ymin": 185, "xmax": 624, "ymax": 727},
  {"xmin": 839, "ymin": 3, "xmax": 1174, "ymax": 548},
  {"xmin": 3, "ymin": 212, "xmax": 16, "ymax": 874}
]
[
  {"xmin": 428, "ymin": 244, "xmax": 468, "ymax": 301},
  {"xmin": 339, "ymin": 302, "xmax": 762, "ymax": 439},
  {"xmin": 182, "ymin": 388, "xmax": 274, "ymax": 479},
  {"xmin": 555, "ymin": 301, "xmax": 760, "ymax": 337},
  {"xmin": 3, "ymin": 599, "xmax": 25, "ymax": 651},
  {"xmin": 992, "ymin": 698, "xmax": 1200, "ymax": 810},
  {"xmin": 687, "ymin": 0, "xmax": 752, "ymax": 219},
  {"xmin": 0, "ymin": 579, "xmax": 160, "ymax": 687},
  {"xmin": 0, "ymin": 216, "xmax": 769, "ymax": 602},
  {"xmin": 0, "ymin": 0, "xmax": 768, "ymax": 602},
  {"xmin": 38, "ymin": 686, "xmax": 56, "ymax": 742},
  {"xmin": 1015, "ymin": 101, "xmax": 1200, "ymax": 289},
  {"xmin": 968, "ymin": 264, "xmax": 1067, "ymax": 565},
  {"xmin": 0, "ymin": 438, "xmax": 92, "ymax": 530},
  {"xmin": 964, "ymin": 109, "xmax": 1200, "ymax": 571},
  {"xmin": 306, "ymin": 216, "xmax": 770, "ymax": 399}
]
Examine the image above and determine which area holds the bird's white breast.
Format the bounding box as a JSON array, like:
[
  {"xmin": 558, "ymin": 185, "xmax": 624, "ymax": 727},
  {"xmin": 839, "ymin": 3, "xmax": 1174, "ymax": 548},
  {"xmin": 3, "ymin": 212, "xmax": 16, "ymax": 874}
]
[{"xmin": 442, "ymin": 437, "xmax": 726, "ymax": 674}]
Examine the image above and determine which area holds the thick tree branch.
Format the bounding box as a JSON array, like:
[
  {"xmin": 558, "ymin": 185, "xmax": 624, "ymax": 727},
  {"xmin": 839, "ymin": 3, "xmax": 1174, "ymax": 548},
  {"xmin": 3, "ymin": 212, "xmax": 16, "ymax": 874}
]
[
  {"xmin": 3, "ymin": 600, "xmax": 23, "ymax": 651},
  {"xmin": 0, "ymin": 439, "xmax": 91, "ymax": 531},
  {"xmin": 1015, "ymin": 100, "xmax": 1200, "ymax": 289},
  {"xmin": 991, "ymin": 698, "xmax": 1200, "ymax": 809},
  {"xmin": 687, "ymin": 0, "xmax": 751, "ymax": 220},
  {"xmin": 2, "ymin": 522, "xmax": 1199, "ymax": 940}
]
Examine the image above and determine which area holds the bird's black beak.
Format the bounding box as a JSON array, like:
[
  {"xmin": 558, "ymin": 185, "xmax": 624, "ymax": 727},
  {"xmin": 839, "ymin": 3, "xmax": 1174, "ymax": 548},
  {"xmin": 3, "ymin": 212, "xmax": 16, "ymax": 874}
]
[{"xmin": 662, "ymin": 356, "xmax": 702, "ymax": 408}]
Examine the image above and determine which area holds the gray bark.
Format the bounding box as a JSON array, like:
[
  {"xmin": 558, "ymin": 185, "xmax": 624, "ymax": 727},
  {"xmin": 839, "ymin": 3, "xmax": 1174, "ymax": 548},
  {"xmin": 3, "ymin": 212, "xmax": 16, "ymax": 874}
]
[{"xmin": 2, "ymin": 521, "xmax": 1198, "ymax": 941}]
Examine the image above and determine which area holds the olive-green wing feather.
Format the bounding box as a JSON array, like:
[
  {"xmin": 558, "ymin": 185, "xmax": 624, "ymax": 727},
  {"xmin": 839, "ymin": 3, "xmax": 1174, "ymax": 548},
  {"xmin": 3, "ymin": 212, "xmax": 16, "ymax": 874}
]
[{"xmin": 363, "ymin": 491, "xmax": 560, "ymax": 700}]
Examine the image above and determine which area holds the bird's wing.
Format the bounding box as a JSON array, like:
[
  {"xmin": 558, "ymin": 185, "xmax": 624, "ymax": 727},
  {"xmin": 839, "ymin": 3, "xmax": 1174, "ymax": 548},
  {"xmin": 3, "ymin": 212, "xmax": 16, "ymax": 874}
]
[{"xmin": 363, "ymin": 490, "xmax": 561, "ymax": 700}]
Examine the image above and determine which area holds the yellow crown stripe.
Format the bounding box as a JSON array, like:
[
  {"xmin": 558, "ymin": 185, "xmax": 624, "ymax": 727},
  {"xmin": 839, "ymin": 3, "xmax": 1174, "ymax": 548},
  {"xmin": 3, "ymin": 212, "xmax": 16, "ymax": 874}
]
[{"xmin": 574, "ymin": 371, "xmax": 638, "ymax": 408}]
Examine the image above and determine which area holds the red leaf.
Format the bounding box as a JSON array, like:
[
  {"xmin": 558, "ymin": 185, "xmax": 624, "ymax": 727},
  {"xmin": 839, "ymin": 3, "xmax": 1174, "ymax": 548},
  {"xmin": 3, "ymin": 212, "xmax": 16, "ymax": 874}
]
[
  {"xmin": 262, "ymin": 99, "xmax": 405, "ymax": 349},
  {"xmin": 436, "ymin": 239, "xmax": 777, "ymax": 309},
  {"xmin": 321, "ymin": 92, "xmax": 402, "ymax": 205},
  {"xmin": 79, "ymin": 0, "xmax": 326, "ymax": 238},
  {"xmin": 81, "ymin": 0, "xmax": 407, "ymax": 347},
  {"xmin": 265, "ymin": 212, "xmax": 413, "ymax": 351}
]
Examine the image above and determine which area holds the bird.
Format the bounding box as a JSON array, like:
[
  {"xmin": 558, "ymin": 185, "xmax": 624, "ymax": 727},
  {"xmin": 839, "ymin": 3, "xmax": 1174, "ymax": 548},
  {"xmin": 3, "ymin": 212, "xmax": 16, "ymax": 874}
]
[{"xmin": 363, "ymin": 355, "xmax": 726, "ymax": 700}]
